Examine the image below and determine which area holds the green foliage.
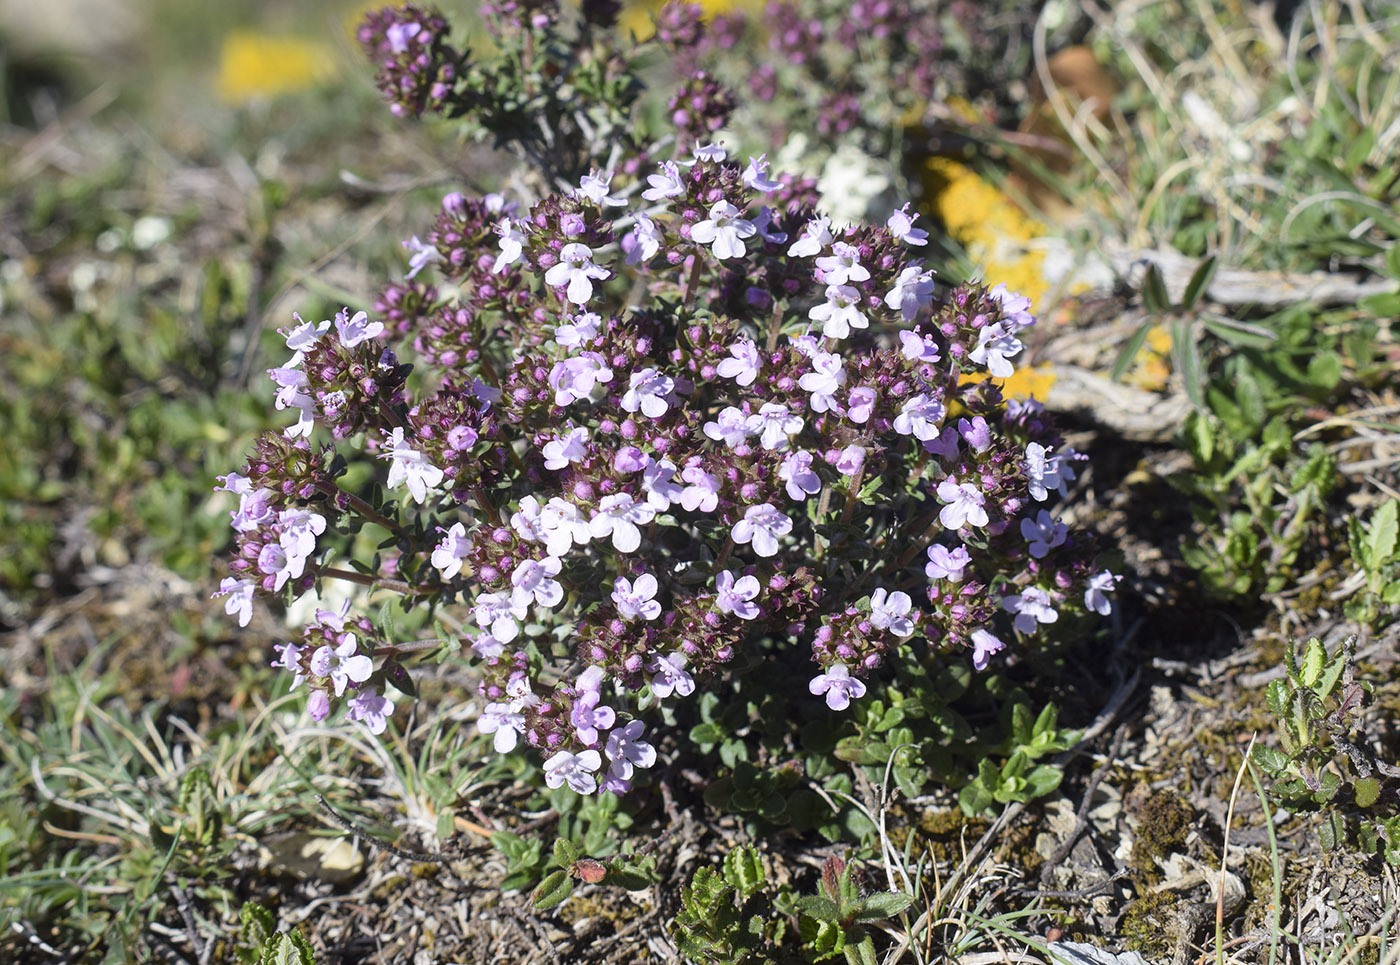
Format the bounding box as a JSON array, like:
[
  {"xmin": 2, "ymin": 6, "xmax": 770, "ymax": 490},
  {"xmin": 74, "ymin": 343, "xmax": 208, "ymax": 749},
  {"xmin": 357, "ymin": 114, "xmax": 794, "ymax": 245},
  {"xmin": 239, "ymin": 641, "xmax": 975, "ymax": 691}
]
[
  {"xmin": 672, "ymin": 845, "xmax": 789, "ymax": 965},
  {"xmin": 490, "ymin": 826, "xmax": 660, "ymax": 911},
  {"xmin": 1345, "ymin": 498, "xmax": 1400, "ymax": 625},
  {"xmin": 957, "ymin": 700, "xmax": 1075, "ymax": 817},
  {"xmin": 1252, "ymin": 636, "xmax": 1400, "ymax": 864},
  {"xmin": 794, "ymin": 855, "xmax": 915, "ymax": 965},
  {"xmin": 235, "ymin": 902, "xmax": 318, "ymax": 965}
]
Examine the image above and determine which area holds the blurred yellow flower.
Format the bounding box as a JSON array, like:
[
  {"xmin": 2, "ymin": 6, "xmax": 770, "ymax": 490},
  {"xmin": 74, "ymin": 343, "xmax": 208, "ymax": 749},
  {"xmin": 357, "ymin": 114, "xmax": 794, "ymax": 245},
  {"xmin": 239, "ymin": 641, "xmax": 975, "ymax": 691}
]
[
  {"xmin": 217, "ymin": 31, "xmax": 337, "ymax": 103},
  {"xmin": 959, "ymin": 364, "xmax": 1058, "ymax": 404},
  {"xmin": 619, "ymin": 0, "xmax": 764, "ymax": 41}
]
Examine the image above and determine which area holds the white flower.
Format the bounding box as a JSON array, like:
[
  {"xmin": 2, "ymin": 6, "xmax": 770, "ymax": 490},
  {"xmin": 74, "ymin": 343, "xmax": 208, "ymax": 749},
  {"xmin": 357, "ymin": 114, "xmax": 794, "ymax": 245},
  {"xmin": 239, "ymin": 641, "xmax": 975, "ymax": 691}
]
[
  {"xmin": 731, "ymin": 503, "xmax": 792, "ymax": 557},
  {"xmin": 542, "ymin": 427, "xmax": 590, "ymax": 470},
  {"xmin": 742, "ymin": 154, "xmax": 781, "ymax": 192},
  {"xmin": 886, "ymin": 203, "xmax": 928, "ymax": 246},
  {"xmin": 381, "ymin": 427, "xmax": 444, "ymax": 504},
  {"xmin": 549, "ymin": 352, "xmax": 614, "ymax": 406},
  {"xmin": 692, "ymin": 142, "xmax": 727, "ymax": 163},
  {"xmin": 642, "ymin": 161, "xmax": 686, "ymax": 201},
  {"xmin": 1084, "ymin": 571, "xmax": 1119, "ymax": 615},
  {"xmin": 575, "ymin": 169, "xmax": 626, "ymax": 206},
  {"xmin": 969, "ymin": 323, "xmax": 1024, "ymax": 378},
  {"xmin": 892, "ymin": 394, "xmax": 947, "ymax": 442},
  {"xmin": 555, "ymin": 311, "xmax": 602, "ymax": 348},
  {"xmin": 621, "ymin": 367, "xmax": 676, "ymax": 419},
  {"xmin": 626, "ymin": 212, "xmax": 664, "ymax": 265},
  {"xmin": 544, "ymin": 242, "xmax": 611, "ymax": 305},
  {"xmin": 612, "ymin": 573, "xmax": 662, "ymax": 620},
  {"xmin": 787, "ymin": 217, "xmax": 832, "ymax": 257},
  {"xmin": 936, "ymin": 477, "xmax": 989, "ymax": 529},
  {"xmin": 431, "ymin": 521, "xmax": 472, "ymax": 579},
  {"xmin": 335, "ymin": 309, "xmax": 384, "ymax": 347},
  {"xmin": 543, "ymin": 749, "xmax": 602, "ymax": 794},
  {"xmin": 869, "ymin": 588, "xmax": 916, "ymax": 637},
  {"xmin": 798, "ymin": 351, "xmax": 846, "ymax": 413},
  {"xmin": 1002, "ymin": 586, "xmax": 1059, "ymax": 634},
  {"xmin": 542, "ymin": 497, "xmax": 593, "ymax": 556},
  {"xmin": 815, "ymin": 242, "xmax": 870, "ymax": 286},
  {"xmin": 703, "ymin": 406, "xmax": 752, "ymax": 448},
  {"xmin": 473, "ymin": 590, "xmax": 527, "ymax": 643},
  {"xmin": 808, "ymin": 284, "xmax": 868, "ymax": 339},
  {"xmin": 511, "ymin": 556, "xmax": 564, "ymax": 609},
  {"xmin": 885, "ymin": 266, "xmax": 935, "ymax": 321},
  {"xmin": 714, "ymin": 569, "xmax": 761, "ymax": 620},
  {"xmin": 809, "ymin": 663, "xmax": 865, "ymax": 711},
  {"xmin": 690, "ymin": 200, "xmax": 757, "ymax": 260},
  {"xmin": 589, "ymin": 494, "xmax": 656, "ymax": 553},
  {"xmin": 649, "ymin": 652, "xmax": 695, "ymax": 699},
  {"xmin": 492, "ymin": 218, "xmax": 526, "ymax": 274},
  {"xmin": 778, "ymin": 450, "xmax": 822, "ymax": 501},
  {"xmin": 716, "ymin": 339, "xmax": 762, "ymax": 386},
  {"xmin": 745, "ymin": 403, "xmax": 804, "ymax": 450},
  {"xmin": 478, "ymin": 702, "xmax": 525, "ymax": 753}
]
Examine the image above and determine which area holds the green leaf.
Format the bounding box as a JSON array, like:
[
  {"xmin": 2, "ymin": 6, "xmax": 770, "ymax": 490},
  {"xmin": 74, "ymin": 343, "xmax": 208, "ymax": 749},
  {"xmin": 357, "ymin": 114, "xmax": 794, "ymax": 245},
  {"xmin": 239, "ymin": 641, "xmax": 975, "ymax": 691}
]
[
  {"xmin": 1142, "ymin": 263, "xmax": 1171, "ymax": 314},
  {"xmin": 552, "ymin": 838, "xmax": 580, "ymax": 867},
  {"xmin": 853, "ymin": 891, "xmax": 915, "ymax": 920},
  {"xmin": 723, "ymin": 844, "xmax": 765, "ymax": 897},
  {"xmin": 1355, "ymin": 777, "xmax": 1381, "ymax": 808},
  {"xmin": 1181, "ymin": 255, "xmax": 1217, "ymax": 310},
  {"xmin": 1365, "ymin": 500, "xmax": 1399, "ymax": 570},
  {"xmin": 1111, "ymin": 322, "xmax": 1154, "ymax": 382},
  {"xmin": 1171, "ymin": 317, "xmax": 1204, "ymax": 409},
  {"xmin": 795, "ymin": 895, "xmax": 843, "ymax": 921},
  {"xmin": 1318, "ymin": 811, "xmax": 1345, "ymax": 851},
  {"xmin": 1300, "ymin": 637, "xmax": 1326, "ymax": 689},
  {"xmin": 532, "ymin": 870, "xmax": 574, "ymax": 910},
  {"xmin": 1024, "ymin": 764, "xmax": 1063, "ymax": 798},
  {"xmin": 1251, "ymin": 745, "xmax": 1289, "ymax": 775},
  {"xmin": 689, "ymin": 722, "xmax": 725, "ymax": 745}
]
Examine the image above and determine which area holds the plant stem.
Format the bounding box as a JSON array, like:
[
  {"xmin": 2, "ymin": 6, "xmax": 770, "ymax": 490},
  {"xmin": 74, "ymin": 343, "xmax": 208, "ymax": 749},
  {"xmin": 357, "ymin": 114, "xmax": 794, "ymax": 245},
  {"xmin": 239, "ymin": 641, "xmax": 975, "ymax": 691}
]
[
  {"xmin": 680, "ymin": 255, "xmax": 704, "ymax": 312},
  {"xmin": 321, "ymin": 566, "xmax": 418, "ymax": 596}
]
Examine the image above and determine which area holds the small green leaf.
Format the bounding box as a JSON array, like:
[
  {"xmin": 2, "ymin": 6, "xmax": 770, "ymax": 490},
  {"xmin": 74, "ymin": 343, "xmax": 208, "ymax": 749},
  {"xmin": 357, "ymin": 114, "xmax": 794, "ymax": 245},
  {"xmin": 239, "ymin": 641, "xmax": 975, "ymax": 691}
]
[
  {"xmin": 1355, "ymin": 777, "xmax": 1381, "ymax": 808},
  {"xmin": 1251, "ymin": 745, "xmax": 1289, "ymax": 775},
  {"xmin": 1366, "ymin": 501, "xmax": 1399, "ymax": 569},
  {"xmin": 1111, "ymin": 322, "xmax": 1154, "ymax": 382},
  {"xmin": 532, "ymin": 870, "xmax": 574, "ymax": 910},
  {"xmin": 853, "ymin": 891, "xmax": 915, "ymax": 920},
  {"xmin": 1142, "ymin": 263, "xmax": 1171, "ymax": 314},
  {"xmin": 1181, "ymin": 255, "xmax": 1217, "ymax": 309},
  {"xmin": 552, "ymin": 838, "xmax": 580, "ymax": 867},
  {"xmin": 689, "ymin": 722, "xmax": 725, "ymax": 745},
  {"xmin": 1318, "ymin": 811, "xmax": 1345, "ymax": 851},
  {"xmin": 1300, "ymin": 638, "xmax": 1326, "ymax": 689}
]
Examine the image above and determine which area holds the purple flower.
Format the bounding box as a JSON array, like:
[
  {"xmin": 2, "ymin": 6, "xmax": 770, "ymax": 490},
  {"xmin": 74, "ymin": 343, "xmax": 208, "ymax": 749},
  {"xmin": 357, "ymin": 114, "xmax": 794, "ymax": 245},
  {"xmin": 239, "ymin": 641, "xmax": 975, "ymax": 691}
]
[
  {"xmin": 589, "ymin": 494, "xmax": 656, "ymax": 553},
  {"xmin": 626, "ymin": 212, "xmax": 665, "ymax": 265},
  {"xmin": 215, "ymin": 577, "xmax": 254, "ymax": 627},
  {"xmin": 779, "ymin": 450, "xmax": 822, "ymax": 501},
  {"xmin": 648, "ymin": 652, "xmax": 695, "ymax": 699},
  {"xmin": 898, "ymin": 327, "xmax": 941, "ymax": 362},
  {"xmin": 798, "ymin": 351, "xmax": 846, "ymax": 413},
  {"xmin": 431, "ymin": 521, "xmax": 472, "ymax": 579},
  {"xmin": 788, "ymin": 216, "xmax": 832, "ymax": 257},
  {"xmin": 1020, "ymin": 510, "xmax": 1067, "ymax": 559},
  {"xmin": 474, "ymin": 590, "xmax": 528, "ymax": 642},
  {"xmin": 257, "ymin": 542, "xmax": 303, "ymax": 592},
  {"xmin": 545, "ymin": 242, "xmax": 611, "ymax": 304},
  {"xmin": 808, "ymin": 284, "xmax": 867, "ymax": 339},
  {"xmin": 869, "ymin": 588, "xmax": 916, "ymax": 637},
  {"xmin": 989, "ymin": 282, "xmax": 1036, "ymax": 329},
  {"xmin": 958, "ymin": 416, "xmax": 992, "ymax": 452},
  {"xmin": 715, "ymin": 569, "xmax": 761, "ymax": 620},
  {"xmin": 680, "ymin": 461, "xmax": 721, "ymax": 512},
  {"xmin": 731, "ymin": 503, "xmax": 792, "ymax": 557},
  {"xmin": 310, "ymin": 637, "xmax": 373, "ymax": 696},
  {"xmin": 575, "ymin": 169, "xmax": 626, "ymax": 207},
  {"xmin": 969, "ymin": 323, "xmax": 1024, "ymax": 378},
  {"xmin": 542, "ymin": 427, "xmax": 590, "ymax": 470},
  {"xmin": 716, "ymin": 339, "xmax": 762, "ymax": 386},
  {"xmin": 936, "ymin": 477, "xmax": 989, "ymax": 529},
  {"xmin": 612, "ymin": 573, "xmax": 662, "ymax": 620},
  {"xmin": 555, "ymin": 311, "xmax": 602, "ymax": 348},
  {"xmin": 621, "ymin": 367, "xmax": 676, "ymax": 418},
  {"xmin": 307, "ymin": 690, "xmax": 331, "ymax": 722},
  {"xmin": 752, "ymin": 206, "xmax": 787, "ymax": 244},
  {"xmin": 847, "ymin": 386, "xmax": 876, "ymax": 424},
  {"xmin": 893, "ymin": 394, "xmax": 947, "ymax": 442},
  {"xmin": 1084, "ymin": 571, "xmax": 1119, "ymax": 615},
  {"xmin": 886, "ymin": 203, "xmax": 928, "ymax": 246},
  {"xmin": 571, "ymin": 688, "xmax": 616, "ymax": 746},
  {"xmin": 478, "ymin": 701, "xmax": 525, "ymax": 752},
  {"xmin": 604, "ymin": 720, "xmax": 657, "ymax": 780},
  {"xmin": 925, "ymin": 544, "xmax": 972, "ymax": 582},
  {"xmin": 642, "ymin": 161, "xmax": 685, "ymax": 201},
  {"xmin": 703, "ymin": 405, "xmax": 752, "ymax": 447},
  {"xmin": 745, "ymin": 402, "xmax": 803, "ymax": 450},
  {"xmin": 550, "ymin": 352, "xmax": 615, "ymax": 405},
  {"xmin": 742, "ymin": 154, "xmax": 782, "ymax": 192},
  {"xmin": 1003, "ymin": 586, "xmax": 1060, "ymax": 634},
  {"xmin": 511, "ymin": 556, "xmax": 564, "ymax": 609},
  {"xmin": 815, "ymin": 242, "xmax": 870, "ymax": 285},
  {"xmin": 492, "ymin": 218, "xmax": 526, "ymax": 274},
  {"xmin": 809, "ymin": 663, "xmax": 866, "ymax": 710},
  {"xmin": 691, "ymin": 200, "xmax": 757, "ymax": 260},
  {"xmin": 336, "ymin": 309, "xmax": 385, "ymax": 347},
  {"xmin": 833, "ymin": 444, "xmax": 866, "ymax": 476},
  {"xmin": 970, "ymin": 629, "xmax": 1005, "ymax": 670},
  {"xmin": 403, "ymin": 237, "xmax": 441, "ymax": 278},
  {"xmin": 924, "ymin": 426, "xmax": 960, "ymax": 459},
  {"xmin": 381, "ymin": 427, "xmax": 444, "ymax": 504},
  {"xmin": 544, "ymin": 749, "xmax": 603, "ymax": 794}
]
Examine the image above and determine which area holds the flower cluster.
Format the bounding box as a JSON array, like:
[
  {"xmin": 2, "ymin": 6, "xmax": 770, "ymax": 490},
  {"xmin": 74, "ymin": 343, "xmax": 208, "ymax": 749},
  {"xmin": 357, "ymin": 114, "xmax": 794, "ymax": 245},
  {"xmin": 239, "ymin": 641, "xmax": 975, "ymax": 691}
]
[{"xmin": 215, "ymin": 4, "xmax": 1117, "ymax": 798}]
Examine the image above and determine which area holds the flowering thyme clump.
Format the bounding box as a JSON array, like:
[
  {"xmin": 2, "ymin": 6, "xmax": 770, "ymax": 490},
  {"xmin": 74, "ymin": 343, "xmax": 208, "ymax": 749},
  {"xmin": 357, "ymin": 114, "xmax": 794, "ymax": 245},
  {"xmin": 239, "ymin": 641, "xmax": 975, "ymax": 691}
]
[{"xmin": 213, "ymin": 5, "xmax": 1118, "ymax": 798}]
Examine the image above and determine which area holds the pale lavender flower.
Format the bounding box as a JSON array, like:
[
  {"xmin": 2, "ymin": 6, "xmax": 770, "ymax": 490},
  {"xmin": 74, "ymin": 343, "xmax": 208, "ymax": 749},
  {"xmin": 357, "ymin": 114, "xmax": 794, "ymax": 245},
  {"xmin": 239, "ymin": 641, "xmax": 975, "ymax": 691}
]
[
  {"xmin": 272, "ymin": 641, "xmax": 303, "ymax": 679},
  {"xmin": 1020, "ymin": 510, "xmax": 1067, "ymax": 559},
  {"xmin": 571, "ymin": 689, "xmax": 615, "ymax": 746},
  {"xmin": 471, "ymin": 634, "xmax": 505, "ymax": 659},
  {"xmin": 716, "ymin": 339, "xmax": 762, "ymax": 386},
  {"xmin": 1024, "ymin": 442, "xmax": 1064, "ymax": 502},
  {"xmin": 474, "ymin": 590, "xmax": 528, "ymax": 642},
  {"xmin": 555, "ymin": 311, "xmax": 602, "ymax": 348},
  {"xmin": 215, "ymin": 577, "xmax": 255, "ymax": 627},
  {"xmin": 544, "ymin": 749, "xmax": 602, "ymax": 794},
  {"xmin": 626, "ymin": 212, "xmax": 665, "ymax": 265},
  {"xmin": 958, "ymin": 416, "xmax": 992, "ymax": 452},
  {"xmin": 788, "ymin": 216, "xmax": 833, "ymax": 257},
  {"xmin": 809, "ymin": 663, "xmax": 866, "ymax": 710},
  {"xmin": 731, "ymin": 503, "xmax": 792, "ymax": 557},
  {"xmin": 648, "ymin": 652, "xmax": 695, "ymax": 699},
  {"xmin": 989, "ymin": 282, "xmax": 1036, "ymax": 329},
  {"xmin": 432, "ymin": 521, "xmax": 472, "ymax": 579},
  {"xmin": 893, "ymin": 394, "xmax": 946, "ymax": 441},
  {"xmin": 589, "ymin": 494, "xmax": 655, "ymax": 553},
  {"xmin": 278, "ymin": 508, "xmax": 326, "ymax": 559},
  {"xmin": 1084, "ymin": 570, "xmax": 1120, "ymax": 615},
  {"xmin": 478, "ymin": 701, "xmax": 525, "ymax": 752},
  {"xmin": 798, "ymin": 351, "xmax": 846, "ymax": 413},
  {"xmin": 310, "ymin": 637, "xmax": 373, "ymax": 696},
  {"xmin": 742, "ymin": 154, "xmax": 781, "ymax": 192},
  {"xmin": 545, "ymin": 242, "xmax": 611, "ymax": 304},
  {"xmin": 779, "ymin": 450, "xmax": 822, "ymax": 501},
  {"xmin": 641, "ymin": 457, "xmax": 684, "ymax": 510},
  {"xmin": 1003, "ymin": 586, "xmax": 1059, "ymax": 634},
  {"xmin": 970, "ymin": 629, "xmax": 1005, "ymax": 670},
  {"xmin": 642, "ymin": 161, "xmax": 686, "ymax": 201},
  {"xmin": 886, "ymin": 203, "xmax": 929, "ymax": 246},
  {"xmin": 576, "ymin": 169, "xmax": 626, "ymax": 206},
  {"xmin": 258, "ymin": 542, "xmax": 302, "ymax": 592},
  {"xmin": 869, "ymin": 588, "xmax": 916, "ymax": 636},
  {"xmin": 680, "ymin": 461, "xmax": 721, "ymax": 512},
  {"xmin": 403, "ymin": 236, "xmax": 441, "ymax": 278},
  {"xmin": 809, "ymin": 284, "xmax": 868, "ymax": 339},
  {"xmin": 715, "ymin": 569, "xmax": 761, "ymax": 620},
  {"xmin": 542, "ymin": 427, "xmax": 590, "ymax": 470},
  {"xmin": 268, "ymin": 366, "xmax": 317, "ymax": 439},
  {"xmin": 847, "ymin": 386, "xmax": 876, "ymax": 424},
  {"xmin": 307, "ymin": 690, "xmax": 331, "ymax": 722},
  {"xmin": 833, "ymin": 444, "xmax": 866, "ymax": 476},
  {"xmin": 447, "ymin": 425, "xmax": 478, "ymax": 451},
  {"xmin": 542, "ymin": 497, "xmax": 594, "ymax": 555},
  {"xmin": 549, "ymin": 352, "xmax": 614, "ymax": 405},
  {"xmin": 381, "ymin": 427, "xmax": 444, "ymax": 504},
  {"xmin": 612, "ymin": 573, "xmax": 662, "ymax": 620},
  {"xmin": 887, "ymin": 264, "xmax": 937, "ymax": 319},
  {"xmin": 924, "ymin": 426, "xmax": 960, "ymax": 459},
  {"xmin": 692, "ymin": 142, "xmax": 727, "ymax": 163},
  {"xmin": 752, "ymin": 207, "xmax": 787, "ymax": 244},
  {"xmin": 690, "ymin": 200, "xmax": 757, "ymax": 260},
  {"xmin": 703, "ymin": 405, "xmax": 752, "ymax": 447},
  {"xmin": 815, "ymin": 242, "xmax": 870, "ymax": 285},
  {"xmin": 936, "ymin": 477, "xmax": 989, "ymax": 529},
  {"xmin": 898, "ymin": 328, "xmax": 941, "ymax": 362},
  {"xmin": 277, "ymin": 313, "xmax": 330, "ymax": 366},
  {"xmin": 511, "ymin": 556, "xmax": 564, "ymax": 609},
  {"xmin": 925, "ymin": 544, "xmax": 972, "ymax": 582},
  {"xmin": 969, "ymin": 323, "xmax": 1023, "ymax": 378},
  {"xmin": 745, "ymin": 402, "xmax": 803, "ymax": 450},
  {"xmin": 492, "ymin": 218, "xmax": 526, "ymax": 273},
  {"xmin": 621, "ymin": 367, "xmax": 675, "ymax": 418},
  {"xmin": 604, "ymin": 720, "xmax": 657, "ymax": 780},
  {"xmin": 385, "ymin": 20, "xmax": 420, "ymax": 52}
]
